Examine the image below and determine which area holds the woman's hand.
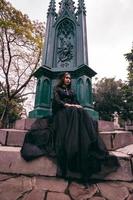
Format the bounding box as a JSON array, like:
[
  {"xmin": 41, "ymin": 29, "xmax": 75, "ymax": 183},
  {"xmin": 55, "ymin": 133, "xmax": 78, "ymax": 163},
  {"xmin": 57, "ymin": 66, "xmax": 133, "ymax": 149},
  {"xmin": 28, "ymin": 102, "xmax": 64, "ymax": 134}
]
[
  {"xmin": 74, "ymin": 104, "xmax": 83, "ymax": 108},
  {"xmin": 65, "ymin": 103, "xmax": 83, "ymax": 108},
  {"xmin": 65, "ymin": 103, "xmax": 72, "ymax": 107}
]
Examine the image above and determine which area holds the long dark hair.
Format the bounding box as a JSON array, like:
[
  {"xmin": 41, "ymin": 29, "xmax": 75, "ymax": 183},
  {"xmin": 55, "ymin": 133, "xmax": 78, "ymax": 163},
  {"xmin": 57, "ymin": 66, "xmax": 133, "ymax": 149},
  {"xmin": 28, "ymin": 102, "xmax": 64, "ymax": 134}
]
[{"xmin": 56, "ymin": 72, "xmax": 71, "ymax": 89}]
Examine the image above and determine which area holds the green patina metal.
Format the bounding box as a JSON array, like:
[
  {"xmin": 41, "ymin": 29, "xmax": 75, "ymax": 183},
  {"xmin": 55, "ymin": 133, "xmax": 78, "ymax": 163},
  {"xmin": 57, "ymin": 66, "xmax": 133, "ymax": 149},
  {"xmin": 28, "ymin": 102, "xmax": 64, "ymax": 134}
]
[{"xmin": 29, "ymin": 0, "xmax": 99, "ymax": 119}]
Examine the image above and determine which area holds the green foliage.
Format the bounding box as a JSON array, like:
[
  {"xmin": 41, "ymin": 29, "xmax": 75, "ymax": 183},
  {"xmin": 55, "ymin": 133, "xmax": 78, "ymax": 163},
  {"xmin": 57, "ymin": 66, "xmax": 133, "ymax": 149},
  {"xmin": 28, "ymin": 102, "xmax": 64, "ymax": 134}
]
[
  {"xmin": 121, "ymin": 84, "xmax": 133, "ymax": 122},
  {"xmin": 124, "ymin": 48, "xmax": 133, "ymax": 84},
  {"xmin": 93, "ymin": 78, "xmax": 125, "ymax": 121},
  {"xmin": 123, "ymin": 45, "xmax": 133, "ymax": 122},
  {"xmin": 0, "ymin": 85, "xmax": 25, "ymax": 127},
  {"xmin": 93, "ymin": 44, "xmax": 133, "ymax": 123}
]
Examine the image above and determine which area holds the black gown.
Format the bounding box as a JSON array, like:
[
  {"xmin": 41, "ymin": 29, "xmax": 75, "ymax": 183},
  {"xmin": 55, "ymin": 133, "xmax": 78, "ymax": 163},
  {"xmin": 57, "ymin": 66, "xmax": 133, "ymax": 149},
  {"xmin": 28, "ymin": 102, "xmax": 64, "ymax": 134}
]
[{"xmin": 21, "ymin": 85, "xmax": 119, "ymax": 181}]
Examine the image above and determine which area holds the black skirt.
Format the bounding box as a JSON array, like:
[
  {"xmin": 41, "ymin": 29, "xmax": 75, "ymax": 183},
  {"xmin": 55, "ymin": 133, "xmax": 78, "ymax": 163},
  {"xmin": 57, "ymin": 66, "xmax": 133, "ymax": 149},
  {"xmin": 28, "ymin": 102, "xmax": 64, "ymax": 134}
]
[{"xmin": 21, "ymin": 107, "xmax": 119, "ymax": 180}]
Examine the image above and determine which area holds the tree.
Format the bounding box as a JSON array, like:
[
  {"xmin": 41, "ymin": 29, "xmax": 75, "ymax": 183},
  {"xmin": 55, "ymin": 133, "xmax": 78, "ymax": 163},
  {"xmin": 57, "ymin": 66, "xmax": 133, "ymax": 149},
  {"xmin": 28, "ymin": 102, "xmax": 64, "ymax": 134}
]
[
  {"xmin": 123, "ymin": 44, "xmax": 133, "ymax": 123},
  {"xmin": 0, "ymin": 85, "xmax": 25, "ymax": 127},
  {"xmin": 0, "ymin": 0, "xmax": 45, "ymax": 127},
  {"xmin": 93, "ymin": 78, "xmax": 125, "ymax": 121}
]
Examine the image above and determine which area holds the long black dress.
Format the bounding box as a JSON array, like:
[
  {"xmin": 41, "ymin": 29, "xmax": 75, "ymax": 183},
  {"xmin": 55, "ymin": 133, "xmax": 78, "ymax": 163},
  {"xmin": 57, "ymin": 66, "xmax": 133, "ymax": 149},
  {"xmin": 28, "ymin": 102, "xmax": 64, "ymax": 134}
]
[{"xmin": 21, "ymin": 85, "xmax": 119, "ymax": 180}]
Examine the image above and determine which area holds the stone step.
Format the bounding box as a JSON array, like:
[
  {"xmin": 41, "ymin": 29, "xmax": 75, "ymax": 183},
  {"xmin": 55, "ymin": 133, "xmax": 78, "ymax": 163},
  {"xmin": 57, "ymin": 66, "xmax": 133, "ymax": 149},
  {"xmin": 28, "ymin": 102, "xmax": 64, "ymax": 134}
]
[
  {"xmin": 0, "ymin": 129, "xmax": 27, "ymax": 147},
  {"xmin": 0, "ymin": 128, "xmax": 133, "ymax": 150},
  {"xmin": 100, "ymin": 130, "xmax": 133, "ymax": 150},
  {"xmin": 0, "ymin": 146, "xmax": 56, "ymax": 177},
  {"xmin": 98, "ymin": 120, "xmax": 115, "ymax": 132},
  {"xmin": 14, "ymin": 118, "xmax": 48, "ymax": 130},
  {"xmin": 125, "ymin": 125, "xmax": 133, "ymax": 131},
  {"xmin": 0, "ymin": 145, "xmax": 133, "ymax": 181},
  {"xmin": 15, "ymin": 119, "xmax": 116, "ymax": 132}
]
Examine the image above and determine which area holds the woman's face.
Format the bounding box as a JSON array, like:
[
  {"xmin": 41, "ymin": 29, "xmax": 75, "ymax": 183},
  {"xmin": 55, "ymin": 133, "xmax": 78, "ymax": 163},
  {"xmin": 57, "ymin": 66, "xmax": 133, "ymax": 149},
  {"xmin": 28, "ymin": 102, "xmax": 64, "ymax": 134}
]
[{"xmin": 63, "ymin": 74, "xmax": 71, "ymax": 86}]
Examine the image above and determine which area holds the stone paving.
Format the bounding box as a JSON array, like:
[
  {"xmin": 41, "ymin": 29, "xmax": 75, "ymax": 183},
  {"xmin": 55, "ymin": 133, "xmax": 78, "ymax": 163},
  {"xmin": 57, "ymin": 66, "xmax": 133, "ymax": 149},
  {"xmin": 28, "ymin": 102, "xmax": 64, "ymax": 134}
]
[
  {"xmin": 0, "ymin": 119, "xmax": 133, "ymax": 199},
  {"xmin": 0, "ymin": 174, "xmax": 133, "ymax": 200},
  {"xmin": 0, "ymin": 144, "xmax": 132, "ymax": 199}
]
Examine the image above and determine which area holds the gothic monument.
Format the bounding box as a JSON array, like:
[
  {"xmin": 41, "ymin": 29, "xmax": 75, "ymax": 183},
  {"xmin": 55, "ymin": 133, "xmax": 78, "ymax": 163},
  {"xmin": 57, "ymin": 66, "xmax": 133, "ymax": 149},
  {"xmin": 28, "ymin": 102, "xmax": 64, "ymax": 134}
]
[{"xmin": 29, "ymin": 0, "xmax": 99, "ymax": 119}]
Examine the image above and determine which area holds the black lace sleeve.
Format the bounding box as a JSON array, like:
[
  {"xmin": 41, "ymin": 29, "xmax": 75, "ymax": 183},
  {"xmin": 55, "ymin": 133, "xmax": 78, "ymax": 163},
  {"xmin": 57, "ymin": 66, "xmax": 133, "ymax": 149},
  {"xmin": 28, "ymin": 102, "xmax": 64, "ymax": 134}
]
[{"xmin": 52, "ymin": 87, "xmax": 65, "ymax": 114}]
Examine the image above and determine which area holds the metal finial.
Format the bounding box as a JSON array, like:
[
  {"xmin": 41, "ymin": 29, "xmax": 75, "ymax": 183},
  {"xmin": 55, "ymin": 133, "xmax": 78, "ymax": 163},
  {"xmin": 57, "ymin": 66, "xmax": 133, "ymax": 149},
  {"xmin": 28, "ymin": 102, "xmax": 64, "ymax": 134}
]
[
  {"xmin": 77, "ymin": 0, "xmax": 86, "ymax": 14},
  {"xmin": 47, "ymin": 0, "xmax": 56, "ymax": 16},
  {"xmin": 58, "ymin": 0, "xmax": 75, "ymax": 14}
]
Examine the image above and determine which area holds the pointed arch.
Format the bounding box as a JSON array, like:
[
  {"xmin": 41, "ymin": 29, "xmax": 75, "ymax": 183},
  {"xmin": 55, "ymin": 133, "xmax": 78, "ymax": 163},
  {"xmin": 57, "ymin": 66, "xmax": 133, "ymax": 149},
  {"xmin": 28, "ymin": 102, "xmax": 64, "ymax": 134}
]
[
  {"xmin": 35, "ymin": 79, "xmax": 41, "ymax": 106},
  {"xmin": 77, "ymin": 78, "xmax": 84, "ymax": 103},
  {"xmin": 86, "ymin": 78, "xmax": 92, "ymax": 104},
  {"xmin": 55, "ymin": 18, "xmax": 76, "ymax": 68},
  {"xmin": 40, "ymin": 78, "xmax": 51, "ymax": 105}
]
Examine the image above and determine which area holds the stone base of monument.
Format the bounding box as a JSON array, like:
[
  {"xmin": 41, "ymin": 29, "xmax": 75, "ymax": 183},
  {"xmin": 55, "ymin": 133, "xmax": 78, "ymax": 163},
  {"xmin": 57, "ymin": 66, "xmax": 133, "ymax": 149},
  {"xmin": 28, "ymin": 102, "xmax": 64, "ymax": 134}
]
[
  {"xmin": 0, "ymin": 118, "xmax": 133, "ymax": 151},
  {"xmin": 0, "ymin": 119, "xmax": 133, "ymax": 200},
  {"xmin": 14, "ymin": 118, "xmax": 115, "ymax": 132},
  {"xmin": 0, "ymin": 128, "xmax": 133, "ymax": 151},
  {"xmin": 0, "ymin": 145, "xmax": 133, "ymax": 200}
]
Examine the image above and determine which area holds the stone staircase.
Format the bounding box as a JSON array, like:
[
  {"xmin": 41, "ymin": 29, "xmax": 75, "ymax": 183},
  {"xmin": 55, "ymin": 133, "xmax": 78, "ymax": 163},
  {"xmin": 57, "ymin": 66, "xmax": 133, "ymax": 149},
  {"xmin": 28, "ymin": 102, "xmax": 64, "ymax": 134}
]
[{"xmin": 0, "ymin": 118, "xmax": 133, "ymax": 200}]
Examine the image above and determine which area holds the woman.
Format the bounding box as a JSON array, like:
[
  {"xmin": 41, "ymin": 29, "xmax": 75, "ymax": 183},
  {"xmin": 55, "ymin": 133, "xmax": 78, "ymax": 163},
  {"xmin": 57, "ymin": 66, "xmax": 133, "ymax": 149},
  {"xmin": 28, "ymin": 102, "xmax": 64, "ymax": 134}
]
[{"xmin": 21, "ymin": 72, "xmax": 119, "ymax": 183}]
